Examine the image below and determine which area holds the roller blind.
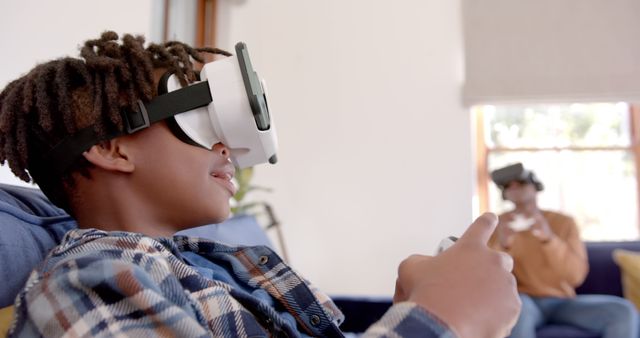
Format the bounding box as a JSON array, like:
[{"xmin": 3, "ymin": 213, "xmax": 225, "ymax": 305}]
[{"xmin": 462, "ymin": 0, "xmax": 640, "ymax": 105}]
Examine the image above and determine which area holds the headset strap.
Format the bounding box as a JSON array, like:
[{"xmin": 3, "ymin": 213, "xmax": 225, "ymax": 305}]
[{"xmin": 46, "ymin": 81, "xmax": 212, "ymax": 177}]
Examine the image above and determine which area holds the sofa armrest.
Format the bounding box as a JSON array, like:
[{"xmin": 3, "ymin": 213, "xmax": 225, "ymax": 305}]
[{"xmin": 331, "ymin": 296, "xmax": 393, "ymax": 333}]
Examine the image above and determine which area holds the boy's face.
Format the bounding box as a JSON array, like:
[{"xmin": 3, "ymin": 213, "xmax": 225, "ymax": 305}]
[{"xmin": 123, "ymin": 120, "xmax": 236, "ymax": 230}]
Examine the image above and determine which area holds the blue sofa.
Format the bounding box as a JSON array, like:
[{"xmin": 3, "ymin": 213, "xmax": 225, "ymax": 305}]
[{"xmin": 333, "ymin": 241, "xmax": 640, "ymax": 337}]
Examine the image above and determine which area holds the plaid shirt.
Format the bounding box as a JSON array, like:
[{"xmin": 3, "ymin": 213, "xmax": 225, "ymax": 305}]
[{"xmin": 9, "ymin": 229, "xmax": 454, "ymax": 337}]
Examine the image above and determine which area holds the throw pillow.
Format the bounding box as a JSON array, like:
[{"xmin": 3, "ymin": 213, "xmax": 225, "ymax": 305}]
[{"xmin": 613, "ymin": 249, "xmax": 640, "ymax": 310}]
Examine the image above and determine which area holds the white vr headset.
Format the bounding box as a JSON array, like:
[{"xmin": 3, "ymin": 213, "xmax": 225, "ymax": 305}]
[{"xmin": 47, "ymin": 42, "xmax": 278, "ymax": 176}]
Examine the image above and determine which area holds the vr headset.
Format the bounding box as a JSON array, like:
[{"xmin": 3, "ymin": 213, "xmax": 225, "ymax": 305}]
[
  {"xmin": 46, "ymin": 42, "xmax": 277, "ymax": 177},
  {"xmin": 490, "ymin": 163, "xmax": 544, "ymax": 192}
]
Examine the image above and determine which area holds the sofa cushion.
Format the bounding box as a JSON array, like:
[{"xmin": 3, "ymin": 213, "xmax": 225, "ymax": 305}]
[
  {"xmin": 576, "ymin": 241, "xmax": 640, "ymax": 297},
  {"xmin": 0, "ymin": 184, "xmax": 77, "ymax": 307},
  {"xmin": 613, "ymin": 249, "xmax": 640, "ymax": 310},
  {"xmin": 175, "ymin": 214, "xmax": 274, "ymax": 249},
  {"xmin": 536, "ymin": 324, "xmax": 599, "ymax": 338}
]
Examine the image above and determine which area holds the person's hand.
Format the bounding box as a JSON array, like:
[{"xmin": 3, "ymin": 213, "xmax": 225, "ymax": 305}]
[
  {"xmin": 497, "ymin": 220, "xmax": 516, "ymax": 249},
  {"xmin": 393, "ymin": 213, "xmax": 521, "ymax": 338},
  {"xmin": 528, "ymin": 211, "xmax": 553, "ymax": 242}
]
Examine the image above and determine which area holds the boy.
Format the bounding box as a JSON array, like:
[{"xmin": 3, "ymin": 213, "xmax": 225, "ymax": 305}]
[{"xmin": 2, "ymin": 32, "xmax": 519, "ymax": 337}]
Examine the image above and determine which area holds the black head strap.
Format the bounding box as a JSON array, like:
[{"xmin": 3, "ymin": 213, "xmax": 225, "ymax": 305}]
[
  {"xmin": 44, "ymin": 79, "xmax": 213, "ymax": 178},
  {"xmin": 123, "ymin": 80, "xmax": 212, "ymax": 133},
  {"xmin": 160, "ymin": 71, "xmax": 205, "ymax": 149}
]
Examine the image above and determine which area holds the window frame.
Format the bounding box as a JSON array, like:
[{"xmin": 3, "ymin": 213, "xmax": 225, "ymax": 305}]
[
  {"xmin": 162, "ymin": 0, "xmax": 218, "ymax": 51},
  {"xmin": 474, "ymin": 103, "xmax": 640, "ymax": 235}
]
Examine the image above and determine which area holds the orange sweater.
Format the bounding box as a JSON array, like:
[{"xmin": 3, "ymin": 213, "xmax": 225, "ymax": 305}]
[{"xmin": 489, "ymin": 210, "xmax": 589, "ymax": 298}]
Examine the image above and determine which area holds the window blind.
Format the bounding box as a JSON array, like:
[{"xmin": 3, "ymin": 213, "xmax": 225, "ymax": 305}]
[{"xmin": 462, "ymin": 0, "xmax": 640, "ymax": 105}]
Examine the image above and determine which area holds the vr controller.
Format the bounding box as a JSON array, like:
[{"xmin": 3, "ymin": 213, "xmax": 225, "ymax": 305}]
[
  {"xmin": 508, "ymin": 213, "xmax": 535, "ymax": 232},
  {"xmin": 47, "ymin": 42, "xmax": 277, "ymax": 177},
  {"xmin": 436, "ymin": 236, "xmax": 458, "ymax": 254}
]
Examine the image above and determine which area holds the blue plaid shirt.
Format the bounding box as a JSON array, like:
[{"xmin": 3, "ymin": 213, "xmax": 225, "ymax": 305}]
[{"xmin": 9, "ymin": 229, "xmax": 454, "ymax": 337}]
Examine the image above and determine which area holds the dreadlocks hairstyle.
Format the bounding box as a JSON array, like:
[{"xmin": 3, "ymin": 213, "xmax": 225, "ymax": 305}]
[{"xmin": 0, "ymin": 31, "xmax": 231, "ymax": 213}]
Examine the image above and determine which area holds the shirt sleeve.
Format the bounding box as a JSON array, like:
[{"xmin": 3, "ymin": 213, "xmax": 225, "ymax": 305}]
[
  {"xmin": 361, "ymin": 302, "xmax": 456, "ymax": 338},
  {"xmin": 9, "ymin": 253, "xmax": 266, "ymax": 337},
  {"xmin": 540, "ymin": 215, "xmax": 588, "ymax": 287}
]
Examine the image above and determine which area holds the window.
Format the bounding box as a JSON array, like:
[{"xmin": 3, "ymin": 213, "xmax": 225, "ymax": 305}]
[{"xmin": 475, "ymin": 103, "xmax": 640, "ymax": 241}]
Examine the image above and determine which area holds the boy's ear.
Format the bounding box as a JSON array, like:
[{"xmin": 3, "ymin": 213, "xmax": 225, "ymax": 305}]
[{"xmin": 82, "ymin": 139, "xmax": 135, "ymax": 173}]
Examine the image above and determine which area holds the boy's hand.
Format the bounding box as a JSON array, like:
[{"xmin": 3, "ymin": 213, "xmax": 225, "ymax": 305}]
[{"xmin": 393, "ymin": 213, "xmax": 521, "ymax": 338}]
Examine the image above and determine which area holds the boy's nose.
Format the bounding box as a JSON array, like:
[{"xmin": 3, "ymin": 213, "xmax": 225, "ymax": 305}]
[{"xmin": 212, "ymin": 143, "xmax": 230, "ymax": 159}]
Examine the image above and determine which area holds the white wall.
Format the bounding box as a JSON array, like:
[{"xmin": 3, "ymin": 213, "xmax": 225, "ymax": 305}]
[
  {"xmin": 216, "ymin": 1, "xmax": 473, "ymax": 296},
  {"xmin": 0, "ymin": 0, "xmax": 154, "ymax": 187},
  {"xmin": 0, "ymin": 0, "xmax": 474, "ymax": 297}
]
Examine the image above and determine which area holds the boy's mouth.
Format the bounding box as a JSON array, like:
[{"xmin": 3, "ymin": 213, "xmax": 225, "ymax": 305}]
[{"xmin": 211, "ymin": 170, "xmax": 237, "ymax": 196}]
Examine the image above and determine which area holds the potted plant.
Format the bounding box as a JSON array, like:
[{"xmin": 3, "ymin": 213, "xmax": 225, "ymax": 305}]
[{"xmin": 230, "ymin": 167, "xmax": 272, "ymax": 215}]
